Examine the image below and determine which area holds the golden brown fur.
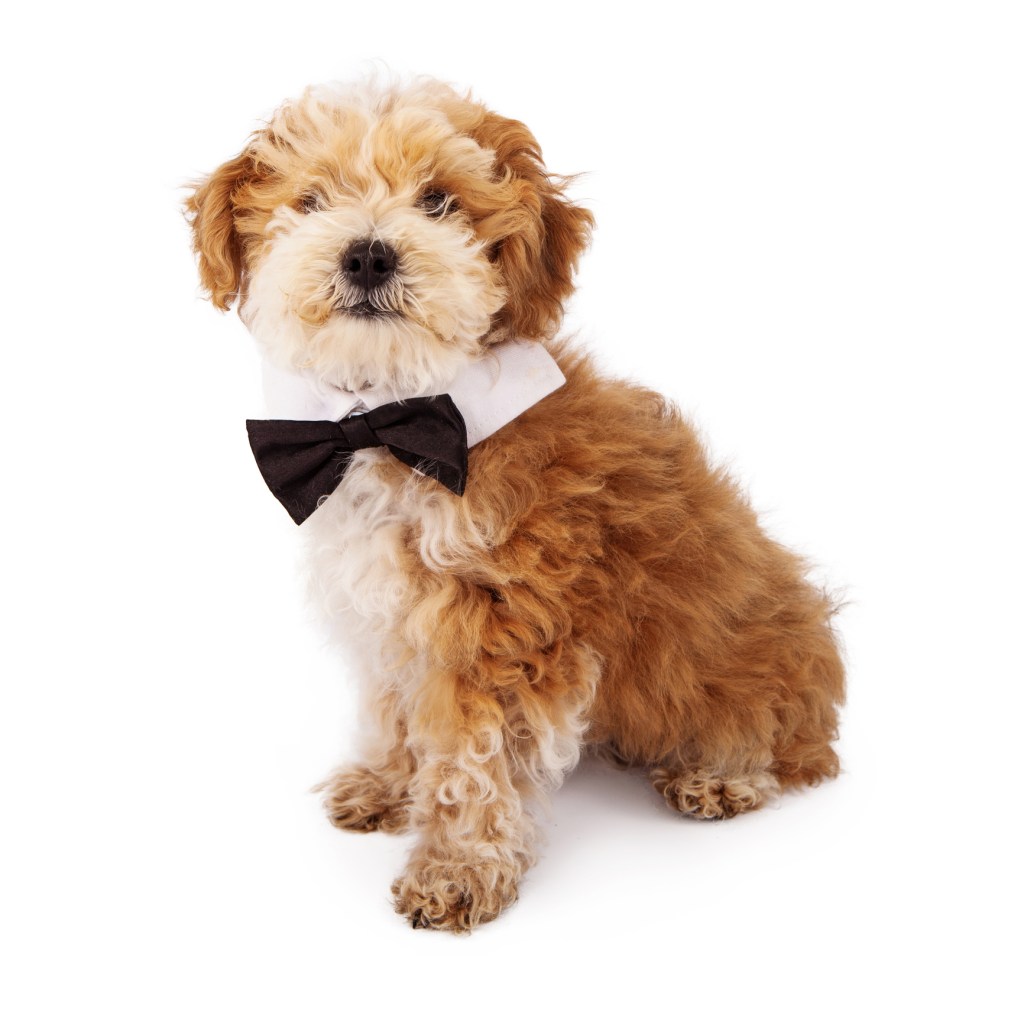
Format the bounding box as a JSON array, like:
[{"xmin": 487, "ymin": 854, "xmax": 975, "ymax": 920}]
[{"xmin": 186, "ymin": 77, "xmax": 844, "ymax": 932}]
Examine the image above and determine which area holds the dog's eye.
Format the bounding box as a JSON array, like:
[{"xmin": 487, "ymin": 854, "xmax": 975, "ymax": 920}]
[
  {"xmin": 417, "ymin": 190, "xmax": 455, "ymax": 218},
  {"xmin": 299, "ymin": 190, "xmax": 325, "ymax": 214}
]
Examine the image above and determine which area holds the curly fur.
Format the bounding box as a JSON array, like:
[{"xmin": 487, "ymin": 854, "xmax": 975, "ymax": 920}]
[{"xmin": 186, "ymin": 76, "xmax": 845, "ymax": 933}]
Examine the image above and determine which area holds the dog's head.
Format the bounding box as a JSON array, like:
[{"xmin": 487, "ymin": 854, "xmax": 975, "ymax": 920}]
[{"xmin": 186, "ymin": 78, "xmax": 593, "ymax": 394}]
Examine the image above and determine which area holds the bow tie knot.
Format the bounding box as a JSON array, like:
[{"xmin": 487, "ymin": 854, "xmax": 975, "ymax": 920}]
[
  {"xmin": 335, "ymin": 412, "xmax": 379, "ymax": 451},
  {"xmin": 246, "ymin": 394, "xmax": 468, "ymax": 524}
]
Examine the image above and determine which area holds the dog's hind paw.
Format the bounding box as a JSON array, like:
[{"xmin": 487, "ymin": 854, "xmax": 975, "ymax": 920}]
[{"xmin": 651, "ymin": 768, "xmax": 780, "ymax": 820}]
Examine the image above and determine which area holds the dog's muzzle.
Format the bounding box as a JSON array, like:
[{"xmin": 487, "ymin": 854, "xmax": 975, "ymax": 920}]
[
  {"xmin": 337, "ymin": 238, "xmax": 400, "ymax": 319},
  {"xmin": 342, "ymin": 238, "xmax": 398, "ymax": 290}
]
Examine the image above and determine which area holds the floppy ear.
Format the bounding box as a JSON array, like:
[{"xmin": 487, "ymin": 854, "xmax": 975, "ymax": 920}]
[
  {"xmin": 184, "ymin": 150, "xmax": 256, "ymax": 310},
  {"xmin": 467, "ymin": 111, "xmax": 594, "ymax": 340}
]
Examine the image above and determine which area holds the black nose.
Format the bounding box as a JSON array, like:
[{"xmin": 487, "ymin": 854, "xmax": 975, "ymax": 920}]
[{"xmin": 342, "ymin": 238, "xmax": 398, "ymax": 290}]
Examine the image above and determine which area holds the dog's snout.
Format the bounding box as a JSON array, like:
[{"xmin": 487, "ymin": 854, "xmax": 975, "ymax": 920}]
[{"xmin": 342, "ymin": 239, "xmax": 398, "ymax": 290}]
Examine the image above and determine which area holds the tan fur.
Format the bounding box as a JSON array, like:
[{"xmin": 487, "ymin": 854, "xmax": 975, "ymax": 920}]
[{"xmin": 187, "ymin": 77, "xmax": 844, "ymax": 932}]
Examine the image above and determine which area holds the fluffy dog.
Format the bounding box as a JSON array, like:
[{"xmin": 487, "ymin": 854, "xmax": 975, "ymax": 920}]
[{"xmin": 186, "ymin": 78, "xmax": 845, "ymax": 932}]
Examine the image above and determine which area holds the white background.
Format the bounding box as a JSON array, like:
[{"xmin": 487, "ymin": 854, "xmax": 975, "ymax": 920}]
[{"xmin": 3, "ymin": 2, "xmax": 1022, "ymax": 1021}]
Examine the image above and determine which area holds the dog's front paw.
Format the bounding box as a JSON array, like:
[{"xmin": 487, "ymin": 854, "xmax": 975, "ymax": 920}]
[
  {"xmin": 392, "ymin": 854, "xmax": 520, "ymax": 932},
  {"xmin": 321, "ymin": 767, "xmax": 410, "ymax": 833}
]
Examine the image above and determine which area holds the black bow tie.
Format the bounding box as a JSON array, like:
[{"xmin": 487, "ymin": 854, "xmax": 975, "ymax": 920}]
[{"xmin": 246, "ymin": 394, "xmax": 468, "ymax": 524}]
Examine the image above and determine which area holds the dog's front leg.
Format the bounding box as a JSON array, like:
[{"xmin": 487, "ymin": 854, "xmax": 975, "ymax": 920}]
[
  {"xmin": 321, "ymin": 686, "xmax": 416, "ymax": 834},
  {"xmin": 390, "ymin": 630, "xmax": 596, "ymax": 932},
  {"xmin": 390, "ymin": 669, "xmax": 534, "ymax": 932},
  {"xmin": 389, "ymin": 573, "xmax": 598, "ymax": 931}
]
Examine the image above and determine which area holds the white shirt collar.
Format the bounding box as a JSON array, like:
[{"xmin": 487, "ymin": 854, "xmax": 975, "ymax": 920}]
[{"xmin": 260, "ymin": 340, "xmax": 566, "ymax": 447}]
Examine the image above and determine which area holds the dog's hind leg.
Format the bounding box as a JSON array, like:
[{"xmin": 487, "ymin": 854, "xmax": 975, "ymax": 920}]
[{"xmin": 650, "ymin": 760, "xmax": 780, "ymax": 820}]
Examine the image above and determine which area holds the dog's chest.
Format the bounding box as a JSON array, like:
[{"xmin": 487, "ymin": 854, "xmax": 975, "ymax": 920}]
[{"xmin": 303, "ymin": 452, "xmax": 475, "ymax": 639}]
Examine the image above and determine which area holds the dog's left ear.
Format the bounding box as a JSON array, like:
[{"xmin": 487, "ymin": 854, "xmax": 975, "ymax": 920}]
[
  {"xmin": 466, "ymin": 111, "xmax": 594, "ymax": 341},
  {"xmin": 184, "ymin": 149, "xmax": 257, "ymax": 311}
]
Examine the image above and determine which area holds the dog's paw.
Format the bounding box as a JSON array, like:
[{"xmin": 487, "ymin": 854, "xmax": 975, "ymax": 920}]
[
  {"xmin": 321, "ymin": 767, "xmax": 410, "ymax": 834},
  {"xmin": 652, "ymin": 768, "xmax": 780, "ymax": 820},
  {"xmin": 391, "ymin": 855, "xmax": 519, "ymax": 932}
]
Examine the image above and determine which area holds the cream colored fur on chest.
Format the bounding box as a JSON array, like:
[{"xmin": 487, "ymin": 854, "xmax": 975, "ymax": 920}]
[{"xmin": 304, "ymin": 451, "xmax": 483, "ymax": 648}]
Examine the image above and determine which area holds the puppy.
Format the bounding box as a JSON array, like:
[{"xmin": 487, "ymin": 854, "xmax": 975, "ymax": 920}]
[{"xmin": 186, "ymin": 78, "xmax": 845, "ymax": 932}]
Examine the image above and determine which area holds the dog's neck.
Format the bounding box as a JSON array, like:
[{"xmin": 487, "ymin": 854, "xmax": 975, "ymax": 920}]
[{"xmin": 260, "ymin": 340, "xmax": 566, "ymax": 447}]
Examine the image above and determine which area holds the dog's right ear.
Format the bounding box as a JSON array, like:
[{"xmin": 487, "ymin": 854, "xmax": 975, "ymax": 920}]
[{"xmin": 185, "ymin": 149, "xmax": 256, "ymax": 311}]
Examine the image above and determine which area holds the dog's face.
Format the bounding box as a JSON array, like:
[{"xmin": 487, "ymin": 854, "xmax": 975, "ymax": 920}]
[{"xmin": 187, "ymin": 79, "xmax": 593, "ymax": 395}]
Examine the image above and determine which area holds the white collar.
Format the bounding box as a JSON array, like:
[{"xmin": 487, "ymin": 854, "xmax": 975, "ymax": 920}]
[{"xmin": 260, "ymin": 340, "xmax": 565, "ymax": 447}]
